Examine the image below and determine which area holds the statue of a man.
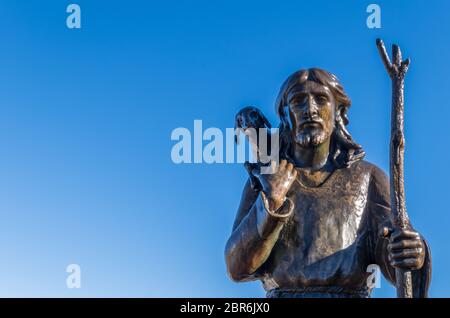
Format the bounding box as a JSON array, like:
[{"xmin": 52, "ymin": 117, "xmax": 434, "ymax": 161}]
[{"xmin": 225, "ymin": 68, "xmax": 431, "ymax": 298}]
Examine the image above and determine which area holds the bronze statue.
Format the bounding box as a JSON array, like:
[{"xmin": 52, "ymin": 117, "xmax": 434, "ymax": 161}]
[{"xmin": 225, "ymin": 41, "xmax": 431, "ymax": 298}]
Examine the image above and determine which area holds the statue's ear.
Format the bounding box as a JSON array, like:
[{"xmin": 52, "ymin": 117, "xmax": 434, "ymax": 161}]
[
  {"xmin": 335, "ymin": 106, "xmax": 341, "ymax": 121},
  {"xmin": 336, "ymin": 104, "xmax": 349, "ymax": 125}
]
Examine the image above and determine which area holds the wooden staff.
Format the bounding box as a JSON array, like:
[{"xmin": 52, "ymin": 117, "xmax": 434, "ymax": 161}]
[{"xmin": 376, "ymin": 38, "xmax": 413, "ymax": 298}]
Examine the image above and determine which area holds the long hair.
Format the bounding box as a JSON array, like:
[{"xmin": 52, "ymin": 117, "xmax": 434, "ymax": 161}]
[{"xmin": 276, "ymin": 68, "xmax": 365, "ymax": 168}]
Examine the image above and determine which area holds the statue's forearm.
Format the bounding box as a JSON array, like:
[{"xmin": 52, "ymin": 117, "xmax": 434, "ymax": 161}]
[{"xmin": 225, "ymin": 193, "xmax": 293, "ymax": 281}]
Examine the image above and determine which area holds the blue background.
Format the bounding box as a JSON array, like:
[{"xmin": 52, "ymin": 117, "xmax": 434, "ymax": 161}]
[{"xmin": 0, "ymin": 0, "xmax": 448, "ymax": 297}]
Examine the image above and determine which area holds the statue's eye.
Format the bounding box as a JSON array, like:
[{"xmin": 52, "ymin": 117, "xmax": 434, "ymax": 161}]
[
  {"xmin": 316, "ymin": 95, "xmax": 328, "ymax": 104},
  {"xmin": 290, "ymin": 95, "xmax": 307, "ymax": 107}
]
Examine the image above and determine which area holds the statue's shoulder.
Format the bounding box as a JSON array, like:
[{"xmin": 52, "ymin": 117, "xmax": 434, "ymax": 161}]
[
  {"xmin": 352, "ymin": 160, "xmax": 390, "ymax": 201},
  {"xmin": 350, "ymin": 160, "xmax": 388, "ymax": 182}
]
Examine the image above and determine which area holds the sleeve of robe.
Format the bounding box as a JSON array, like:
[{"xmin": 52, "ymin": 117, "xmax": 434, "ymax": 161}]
[
  {"xmin": 224, "ymin": 179, "xmax": 294, "ymax": 282},
  {"xmin": 367, "ymin": 165, "xmax": 432, "ymax": 298}
]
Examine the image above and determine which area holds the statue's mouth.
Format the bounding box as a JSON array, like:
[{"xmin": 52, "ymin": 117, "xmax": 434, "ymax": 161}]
[{"xmin": 300, "ymin": 120, "xmax": 323, "ymax": 130}]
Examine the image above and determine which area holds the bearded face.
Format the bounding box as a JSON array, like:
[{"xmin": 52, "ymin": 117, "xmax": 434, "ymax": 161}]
[{"xmin": 285, "ymin": 81, "xmax": 336, "ymax": 148}]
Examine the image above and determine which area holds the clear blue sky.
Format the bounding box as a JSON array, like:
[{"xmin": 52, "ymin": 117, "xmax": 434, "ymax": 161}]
[{"xmin": 0, "ymin": 0, "xmax": 448, "ymax": 297}]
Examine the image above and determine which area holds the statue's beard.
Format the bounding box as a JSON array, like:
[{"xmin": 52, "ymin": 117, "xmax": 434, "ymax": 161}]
[{"xmin": 294, "ymin": 129, "xmax": 328, "ymax": 147}]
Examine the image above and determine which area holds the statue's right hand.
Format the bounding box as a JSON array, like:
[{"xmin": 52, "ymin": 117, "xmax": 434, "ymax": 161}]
[{"xmin": 253, "ymin": 159, "xmax": 297, "ymax": 212}]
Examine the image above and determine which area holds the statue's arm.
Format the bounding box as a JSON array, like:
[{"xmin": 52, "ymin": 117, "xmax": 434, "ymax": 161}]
[
  {"xmin": 225, "ymin": 179, "xmax": 293, "ymax": 282},
  {"xmin": 368, "ymin": 166, "xmax": 432, "ymax": 297}
]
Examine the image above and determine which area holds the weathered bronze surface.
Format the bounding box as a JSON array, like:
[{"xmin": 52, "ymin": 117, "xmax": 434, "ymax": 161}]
[
  {"xmin": 376, "ymin": 39, "xmax": 414, "ymax": 298},
  {"xmin": 225, "ymin": 58, "xmax": 431, "ymax": 298}
]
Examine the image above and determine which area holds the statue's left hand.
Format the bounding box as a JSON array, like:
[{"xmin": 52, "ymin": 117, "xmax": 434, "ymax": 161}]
[{"xmin": 387, "ymin": 229, "xmax": 425, "ymax": 270}]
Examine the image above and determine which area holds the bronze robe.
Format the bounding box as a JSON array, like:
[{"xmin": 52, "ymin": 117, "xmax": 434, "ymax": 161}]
[{"xmin": 225, "ymin": 160, "xmax": 431, "ymax": 298}]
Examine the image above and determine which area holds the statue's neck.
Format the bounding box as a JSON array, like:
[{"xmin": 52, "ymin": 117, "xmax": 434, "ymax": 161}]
[
  {"xmin": 292, "ymin": 138, "xmax": 335, "ymax": 187},
  {"xmin": 292, "ymin": 138, "xmax": 331, "ymax": 170}
]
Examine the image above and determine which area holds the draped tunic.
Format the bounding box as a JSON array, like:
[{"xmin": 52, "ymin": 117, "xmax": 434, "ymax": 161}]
[{"xmin": 225, "ymin": 160, "xmax": 431, "ymax": 297}]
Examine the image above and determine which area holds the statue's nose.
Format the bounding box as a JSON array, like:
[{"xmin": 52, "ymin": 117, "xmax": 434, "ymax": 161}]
[{"xmin": 304, "ymin": 97, "xmax": 318, "ymax": 118}]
